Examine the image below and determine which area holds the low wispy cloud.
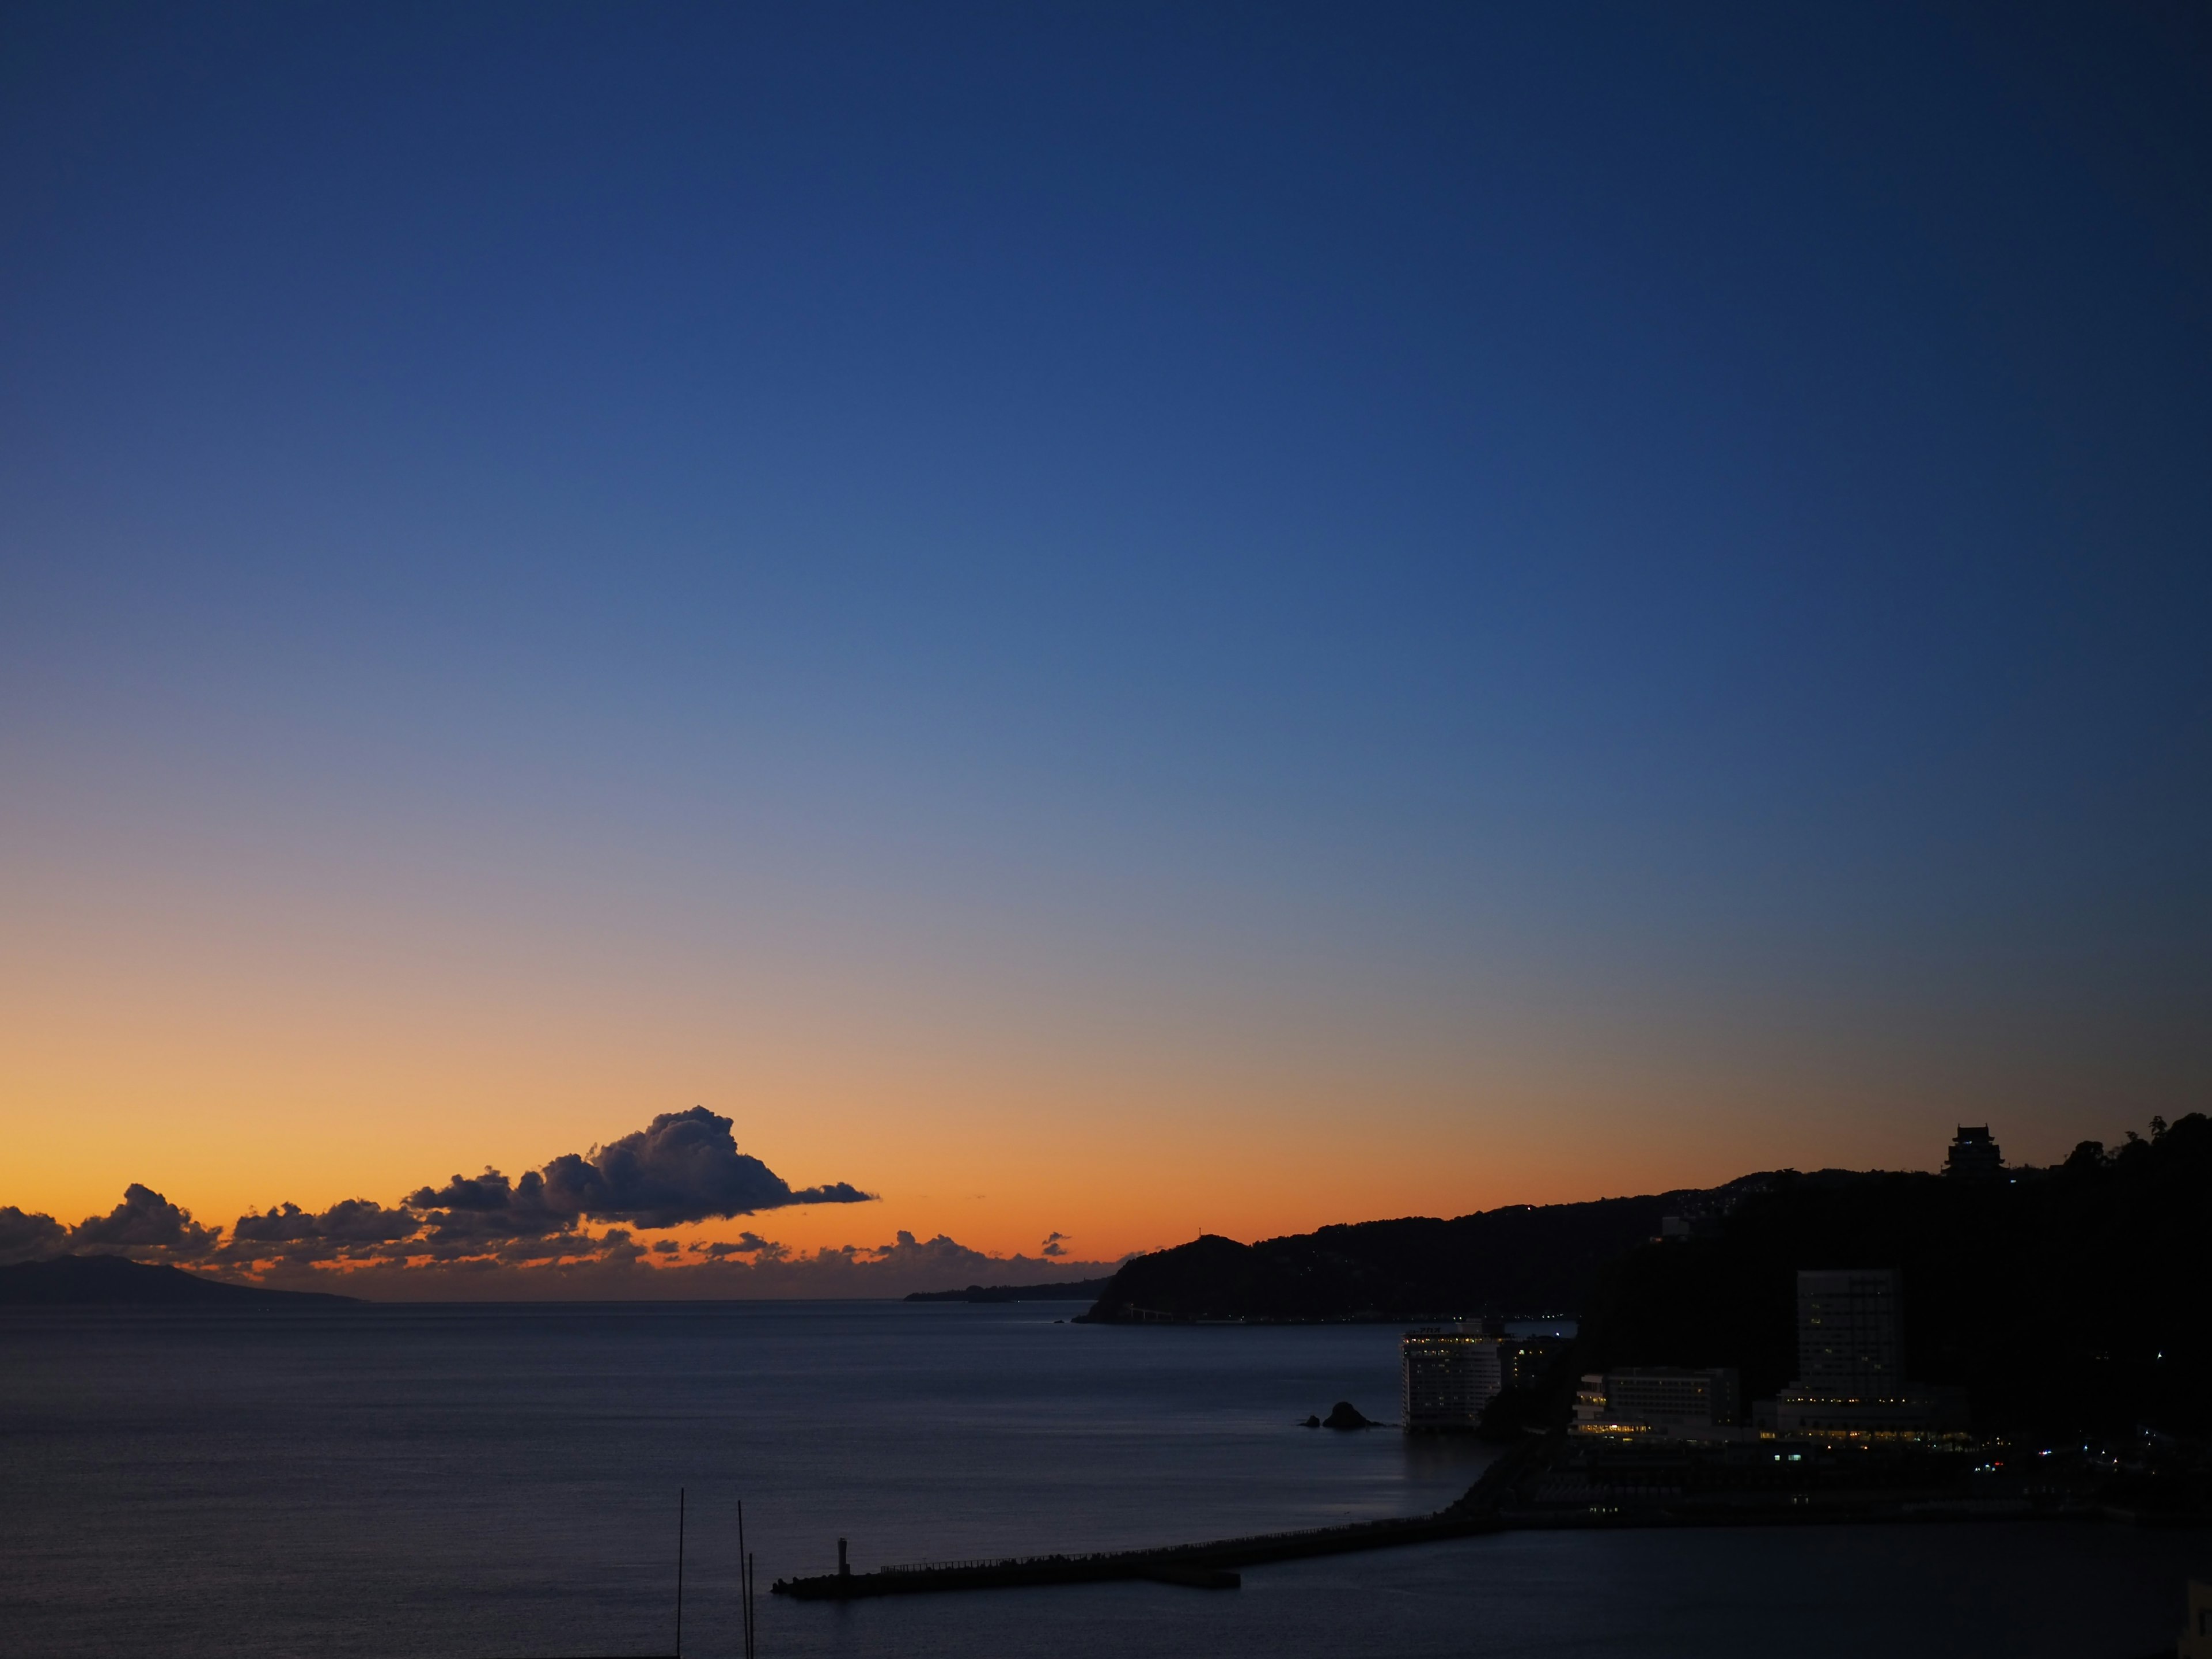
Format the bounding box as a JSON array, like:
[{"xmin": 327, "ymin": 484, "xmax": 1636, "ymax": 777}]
[
  {"xmin": 255, "ymin": 1229, "xmax": 1124, "ymax": 1301},
  {"xmin": 691, "ymin": 1231, "xmax": 784, "ymax": 1262}
]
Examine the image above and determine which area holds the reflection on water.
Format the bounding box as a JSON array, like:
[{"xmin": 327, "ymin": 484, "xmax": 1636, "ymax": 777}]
[
  {"xmin": 0, "ymin": 1301, "xmax": 2198, "ymax": 1659},
  {"xmin": 1397, "ymin": 1426, "xmax": 1497, "ymax": 1486}
]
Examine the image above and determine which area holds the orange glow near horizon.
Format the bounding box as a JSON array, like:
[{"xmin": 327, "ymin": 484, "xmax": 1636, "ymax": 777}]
[
  {"xmin": 2, "ymin": 787, "xmax": 2180, "ymax": 1267},
  {"xmin": 2, "ymin": 900, "xmax": 2136, "ymax": 1266}
]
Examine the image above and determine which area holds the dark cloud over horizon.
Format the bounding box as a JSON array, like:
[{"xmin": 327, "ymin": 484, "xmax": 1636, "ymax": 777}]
[
  {"xmin": 1, "ymin": 1179, "xmax": 1123, "ymax": 1297},
  {"xmin": 0, "ymin": 1110, "xmax": 1134, "ymax": 1298},
  {"xmin": 69, "ymin": 1184, "xmax": 222, "ymax": 1256},
  {"xmin": 0, "ymin": 1185, "xmax": 226, "ymax": 1266},
  {"xmin": 5, "ymin": 1108, "xmax": 876, "ymax": 1278},
  {"xmin": 279, "ymin": 1105, "xmax": 871, "ymax": 1260},
  {"xmin": 218, "ymin": 1197, "xmax": 425, "ymax": 1266},
  {"xmin": 0, "ymin": 1205, "xmax": 68, "ymax": 1265},
  {"xmin": 229, "ymin": 1198, "xmax": 419, "ymax": 1248},
  {"xmin": 429, "ymin": 1107, "xmax": 874, "ymax": 1229}
]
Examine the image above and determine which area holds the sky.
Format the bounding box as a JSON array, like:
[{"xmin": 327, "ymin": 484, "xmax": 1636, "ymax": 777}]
[{"xmin": 2, "ymin": 3, "xmax": 2208, "ymax": 1290}]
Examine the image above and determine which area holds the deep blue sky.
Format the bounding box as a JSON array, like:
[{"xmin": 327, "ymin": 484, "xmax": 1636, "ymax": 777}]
[{"xmin": 3, "ymin": 3, "xmax": 2208, "ymax": 1240}]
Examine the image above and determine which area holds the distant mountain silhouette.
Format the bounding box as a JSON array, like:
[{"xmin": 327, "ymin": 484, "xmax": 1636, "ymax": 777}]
[
  {"xmin": 0, "ymin": 1254, "xmax": 363, "ymax": 1306},
  {"xmin": 1075, "ymin": 1115, "xmax": 2212, "ymax": 1438},
  {"xmin": 1075, "ymin": 1187, "xmax": 1759, "ymax": 1323},
  {"xmin": 904, "ymin": 1277, "xmax": 1114, "ymax": 1303}
]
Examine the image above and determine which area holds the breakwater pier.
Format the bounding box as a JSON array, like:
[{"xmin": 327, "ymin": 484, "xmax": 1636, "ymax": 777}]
[
  {"xmin": 771, "ymin": 1438, "xmax": 1540, "ymax": 1601},
  {"xmin": 769, "ymin": 1509, "xmax": 1500, "ymax": 1600},
  {"xmin": 768, "ymin": 1433, "xmax": 2186, "ymax": 1603}
]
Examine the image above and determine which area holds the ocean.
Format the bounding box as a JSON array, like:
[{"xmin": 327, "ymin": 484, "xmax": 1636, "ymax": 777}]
[{"xmin": 1, "ymin": 1300, "xmax": 2199, "ymax": 1657}]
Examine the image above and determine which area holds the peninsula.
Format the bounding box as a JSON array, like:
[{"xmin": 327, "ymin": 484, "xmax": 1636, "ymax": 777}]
[
  {"xmin": 904, "ymin": 1277, "xmax": 1114, "ymax": 1304},
  {"xmin": 0, "ymin": 1254, "xmax": 363, "ymax": 1306},
  {"xmin": 1075, "ymin": 1115, "xmax": 2210, "ymax": 1441}
]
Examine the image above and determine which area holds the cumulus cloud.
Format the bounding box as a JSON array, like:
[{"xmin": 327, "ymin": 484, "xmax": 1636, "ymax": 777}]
[
  {"xmin": 0, "ymin": 1206, "xmax": 67, "ymax": 1265},
  {"xmin": 389, "ymin": 1109, "xmax": 873, "ymax": 1236},
  {"xmin": 208, "ymin": 1198, "xmax": 421, "ymax": 1266},
  {"xmin": 5, "ymin": 1184, "xmax": 1123, "ymax": 1298},
  {"xmin": 1040, "ymin": 1231, "xmax": 1069, "ymax": 1257},
  {"xmin": 205, "ymin": 1106, "xmax": 871, "ymax": 1272},
  {"xmin": 400, "ymin": 1170, "xmax": 573, "ymax": 1243},
  {"xmin": 406, "ymin": 1179, "xmax": 569, "ymax": 1251},
  {"xmin": 536, "ymin": 1107, "xmax": 873, "ymax": 1226},
  {"xmin": 6, "ymin": 1107, "xmax": 900, "ymax": 1291},
  {"xmin": 69, "ymin": 1184, "xmax": 222, "ymax": 1258},
  {"xmin": 230, "ymin": 1199, "xmax": 418, "ymax": 1247}
]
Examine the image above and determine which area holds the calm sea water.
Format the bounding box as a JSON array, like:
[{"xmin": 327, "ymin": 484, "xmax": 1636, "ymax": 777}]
[{"xmin": 1, "ymin": 1301, "xmax": 2200, "ymax": 1658}]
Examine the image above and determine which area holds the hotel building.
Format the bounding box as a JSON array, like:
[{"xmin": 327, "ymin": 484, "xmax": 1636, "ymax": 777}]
[{"xmin": 1401, "ymin": 1326, "xmax": 1507, "ymax": 1430}]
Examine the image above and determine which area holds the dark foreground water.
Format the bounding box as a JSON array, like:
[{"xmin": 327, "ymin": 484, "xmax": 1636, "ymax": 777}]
[{"xmin": 0, "ymin": 1301, "xmax": 2200, "ymax": 1658}]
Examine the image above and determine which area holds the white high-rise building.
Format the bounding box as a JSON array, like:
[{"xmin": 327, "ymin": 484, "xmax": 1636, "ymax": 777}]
[
  {"xmin": 1796, "ymin": 1269, "xmax": 1903, "ymax": 1396},
  {"xmin": 1401, "ymin": 1327, "xmax": 1505, "ymax": 1430},
  {"xmin": 1766, "ymin": 1267, "xmax": 1967, "ymax": 1433}
]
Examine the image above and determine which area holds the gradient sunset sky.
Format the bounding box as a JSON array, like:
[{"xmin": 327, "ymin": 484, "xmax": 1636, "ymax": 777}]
[{"xmin": 4, "ymin": 4, "xmax": 2208, "ymax": 1268}]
